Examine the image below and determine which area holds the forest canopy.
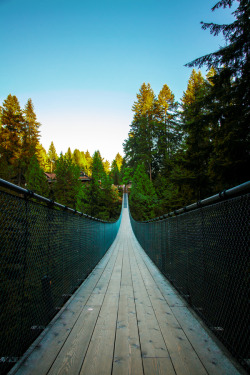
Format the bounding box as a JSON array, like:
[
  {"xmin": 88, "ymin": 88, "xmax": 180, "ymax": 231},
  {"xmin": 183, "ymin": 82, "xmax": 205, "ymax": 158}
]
[{"xmin": 0, "ymin": 0, "xmax": 249, "ymax": 222}]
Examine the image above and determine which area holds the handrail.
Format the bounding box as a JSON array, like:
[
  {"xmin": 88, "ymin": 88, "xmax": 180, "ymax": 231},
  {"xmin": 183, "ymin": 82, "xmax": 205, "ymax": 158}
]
[
  {"xmin": 144, "ymin": 181, "xmax": 250, "ymax": 222},
  {"xmin": 0, "ymin": 178, "xmax": 114, "ymax": 223}
]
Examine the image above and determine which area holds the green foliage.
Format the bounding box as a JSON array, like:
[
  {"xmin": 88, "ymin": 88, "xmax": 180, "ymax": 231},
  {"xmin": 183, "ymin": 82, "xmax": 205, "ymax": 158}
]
[
  {"xmin": 129, "ymin": 164, "xmax": 157, "ymax": 220},
  {"xmin": 36, "ymin": 142, "xmax": 49, "ymax": 171},
  {"xmin": 22, "ymin": 99, "xmax": 40, "ymax": 163},
  {"xmin": 0, "ymin": 94, "xmax": 25, "ymax": 184},
  {"xmin": 84, "ymin": 150, "xmax": 92, "ymax": 176},
  {"xmin": 179, "ymin": 69, "xmax": 212, "ymax": 200},
  {"xmin": 186, "ymin": 0, "xmax": 250, "ymax": 189},
  {"xmin": 124, "ymin": 0, "xmax": 249, "ymax": 221},
  {"xmin": 110, "ymin": 160, "xmax": 121, "ymax": 185},
  {"xmin": 47, "ymin": 142, "xmax": 58, "ymax": 173},
  {"xmin": 53, "ymin": 154, "xmax": 81, "ymax": 209},
  {"xmin": 122, "ymin": 166, "xmax": 132, "ymax": 185},
  {"xmin": 77, "ymin": 151, "xmax": 121, "ymax": 220},
  {"xmin": 115, "ymin": 153, "xmax": 123, "ymax": 171},
  {"xmin": 25, "ymin": 155, "xmax": 49, "ymax": 197}
]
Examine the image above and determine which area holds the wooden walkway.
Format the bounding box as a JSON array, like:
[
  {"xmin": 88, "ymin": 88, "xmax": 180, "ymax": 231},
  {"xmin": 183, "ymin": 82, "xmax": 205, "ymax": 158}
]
[{"xmin": 10, "ymin": 197, "xmax": 245, "ymax": 375}]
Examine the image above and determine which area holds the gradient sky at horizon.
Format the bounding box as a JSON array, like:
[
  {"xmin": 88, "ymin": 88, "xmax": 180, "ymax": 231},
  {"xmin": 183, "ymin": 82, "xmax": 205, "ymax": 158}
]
[{"xmin": 0, "ymin": 0, "xmax": 236, "ymax": 162}]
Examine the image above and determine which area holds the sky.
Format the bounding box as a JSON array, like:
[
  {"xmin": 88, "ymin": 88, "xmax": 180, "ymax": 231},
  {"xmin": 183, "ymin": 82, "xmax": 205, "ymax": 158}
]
[{"xmin": 0, "ymin": 0, "xmax": 237, "ymax": 163}]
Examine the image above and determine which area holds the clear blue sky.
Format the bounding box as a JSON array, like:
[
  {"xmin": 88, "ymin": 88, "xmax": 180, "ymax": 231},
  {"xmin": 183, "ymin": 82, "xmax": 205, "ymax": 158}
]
[{"xmin": 0, "ymin": 0, "xmax": 236, "ymax": 163}]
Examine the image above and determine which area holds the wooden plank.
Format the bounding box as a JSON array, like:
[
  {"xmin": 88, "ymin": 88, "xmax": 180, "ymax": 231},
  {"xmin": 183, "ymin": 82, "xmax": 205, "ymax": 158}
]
[
  {"xmin": 11, "ymin": 197, "xmax": 245, "ymax": 375},
  {"xmin": 171, "ymin": 306, "xmax": 245, "ymax": 375},
  {"xmin": 79, "ymin": 246, "xmax": 123, "ymax": 375},
  {"xmin": 131, "ymin": 237, "xmax": 208, "ymax": 375},
  {"xmin": 112, "ymin": 244, "xmax": 143, "ymax": 375},
  {"xmin": 130, "ymin": 221, "xmax": 245, "ymax": 375},
  {"xmin": 47, "ymin": 294, "xmax": 104, "ymax": 375},
  {"xmin": 143, "ymin": 358, "xmax": 176, "ymax": 375},
  {"xmin": 11, "ymin": 240, "xmax": 119, "ymax": 375},
  {"xmin": 128, "ymin": 238, "xmax": 171, "ymax": 360}
]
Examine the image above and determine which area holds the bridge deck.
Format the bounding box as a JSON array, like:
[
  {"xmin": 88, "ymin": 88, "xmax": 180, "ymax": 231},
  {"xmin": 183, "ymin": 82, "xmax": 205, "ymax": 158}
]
[{"xmin": 10, "ymin": 201, "xmax": 244, "ymax": 375}]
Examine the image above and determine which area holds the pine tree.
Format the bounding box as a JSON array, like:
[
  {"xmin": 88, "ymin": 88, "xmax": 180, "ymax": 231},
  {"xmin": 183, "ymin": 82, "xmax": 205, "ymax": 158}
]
[
  {"xmin": 179, "ymin": 69, "xmax": 212, "ymax": 200},
  {"xmin": 77, "ymin": 151, "xmax": 120, "ymax": 220},
  {"xmin": 129, "ymin": 164, "xmax": 157, "ymax": 220},
  {"xmin": 36, "ymin": 142, "xmax": 49, "ymax": 171},
  {"xmin": 155, "ymin": 84, "xmax": 179, "ymax": 173},
  {"xmin": 110, "ymin": 160, "xmax": 120, "ymax": 185},
  {"xmin": 126, "ymin": 83, "xmax": 157, "ymax": 180},
  {"xmin": 22, "ymin": 99, "xmax": 40, "ymax": 163},
  {"xmin": 25, "ymin": 155, "xmax": 49, "ymax": 197},
  {"xmin": 47, "ymin": 141, "xmax": 58, "ymax": 173},
  {"xmin": 84, "ymin": 150, "xmax": 92, "ymax": 176},
  {"xmin": 122, "ymin": 166, "xmax": 133, "ymax": 186},
  {"xmin": 72, "ymin": 149, "xmax": 87, "ymax": 171},
  {"xmin": 53, "ymin": 154, "xmax": 81, "ymax": 208},
  {"xmin": 0, "ymin": 94, "xmax": 25, "ymax": 184},
  {"xmin": 103, "ymin": 160, "xmax": 110, "ymax": 174},
  {"xmin": 186, "ymin": 0, "xmax": 250, "ymax": 187},
  {"xmin": 65, "ymin": 147, "xmax": 72, "ymax": 161},
  {"xmin": 115, "ymin": 153, "xmax": 123, "ymax": 171}
]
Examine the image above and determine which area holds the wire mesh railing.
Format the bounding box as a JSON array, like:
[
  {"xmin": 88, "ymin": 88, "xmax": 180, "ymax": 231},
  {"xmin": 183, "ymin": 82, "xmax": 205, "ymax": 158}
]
[
  {"xmin": 130, "ymin": 181, "xmax": 250, "ymax": 372},
  {"xmin": 0, "ymin": 178, "xmax": 121, "ymax": 375}
]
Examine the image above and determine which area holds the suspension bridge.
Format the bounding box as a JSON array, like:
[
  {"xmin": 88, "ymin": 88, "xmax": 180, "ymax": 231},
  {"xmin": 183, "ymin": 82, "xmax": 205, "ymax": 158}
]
[{"xmin": 0, "ymin": 179, "xmax": 249, "ymax": 375}]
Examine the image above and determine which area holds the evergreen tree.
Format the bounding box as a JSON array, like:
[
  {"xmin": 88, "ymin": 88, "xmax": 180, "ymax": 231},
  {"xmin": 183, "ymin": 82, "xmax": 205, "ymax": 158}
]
[
  {"xmin": 186, "ymin": 0, "xmax": 250, "ymax": 187},
  {"xmin": 25, "ymin": 155, "xmax": 49, "ymax": 197},
  {"xmin": 103, "ymin": 160, "xmax": 110, "ymax": 174},
  {"xmin": 22, "ymin": 99, "xmax": 40, "ymax": 164},
  {"xmin": 0, "ymin": 94, "xmax": 25, "ymax": 184},
  {"xmin": 47, "ymin": 141, "xmax": 58, "ymax": 173},
  {"xmin": 36, "ymin": 142, "xmax": 49, "ymax": 171},
  {"xmin": 72, "ymin": 149, "xmax": 87, "ymax": 171},
  {"xmin": 65, "ymin": 147, "xmax": 73, "ymax": 161},
  {"xmin": 129, "ymin": 164, "xmax": 157, "ymax": 220},
  {"xmin": 53, "ymin": 154, "xmax": 81, "ymax": 208},
  {"xmin": 122, "ymin": 166, "xmax": 133, "ymax": 186},
  {"xmin": 124, "ymin": 83, "xmax": 157, "ymax": 181},
  {"xmin": 155, "ymin": 84, "xmax": 179, "ymax": 173},
  {"xmin": 84, "ymin": 150, "xmax": 92, "ymax": 176},
  {"xmin": 77, "ymin": 151, "xmax": 120, "ymax": 220},
  {"xmin": 179, "ymin": 69, "xmax": 212, "ymax": 200},
  {"xmin": 110, "ymin": 160, "xmax": 120, "ymax": 185},
  {"xmin": 115, "ymin": 153, "xmax": 123, "ymax": 171}
]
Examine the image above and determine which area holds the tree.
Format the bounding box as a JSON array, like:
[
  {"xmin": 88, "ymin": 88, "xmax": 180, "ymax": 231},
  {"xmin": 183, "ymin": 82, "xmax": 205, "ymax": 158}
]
[
  {"xmin": 115, "ymin": 153, "xmax": 123, "ymax": 171},
  {"xmin": 124, "ymin": 83, "xmax": 157, "ymax": 181},
  {"xmin": 129, "ymin": 164, "xmax": 157, "ymax": 221},
  {"xmin": 65, "ymin": 147, "xmax": 72, "ymax": 161},
  {"xmin": 0, "ymin": 94, "xmax": 25, "ymax": 184},
  {"xmin": 84, "ymin": 150, "xmax": 92, "ymax": 176},
  {"xmin": 110, "ymin": 160, "xmax": 120, "ymax": 185},
  {"xmin": 47, "ymin": 142, "xmax": 58, "ymax": 173},
  {"xmin": 72, "ymin": 149, "xmax": 87, "ymax": 171},
  {"xmin": 155, "ymin": 84, "xmax": 179, "ymax": 173},
  {"xmin": 179, "ymin": 69, "xmax": 212, "ymax": 200},
  {"xmin": 77, "ymin": 151, "xmax": 121, "ymax": 220},
  {"xmin": 103, "ymin": 160, "xmax": 110, "ymax": 174},
  {"xmin": 53, "ymin": 154, "xmax": 81, "ymax": 208},
  {"xmin": 25, "ymin": 155, "xmax": 49, "ymax": 197},
  {"xmin": 22, "ymin": 99, "xmax": 40, "ymax": 163},
  {"xmin": 186, "ymin": 0, "xmax": 250, "ymax": 187},
  {"xmin": 36, "ymin": 142, "xmax": 49, "ymax": 171},
  {"xmin": 122, "ymin": 166, "xmax": 133, "ymax": 186}
]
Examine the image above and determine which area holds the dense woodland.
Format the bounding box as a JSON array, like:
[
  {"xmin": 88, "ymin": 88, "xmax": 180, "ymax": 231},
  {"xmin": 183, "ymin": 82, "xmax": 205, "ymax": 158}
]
[
  {"xmin": 0, "ymin": 96, "xmax": 123, "ymax": 220},
  {"xmin": 124, "ymin": 0, "xmax": 250, "ymax": 220},
  {"xmin": 0, "ymin": 0, "xmax": 249, "ymax": 221}
]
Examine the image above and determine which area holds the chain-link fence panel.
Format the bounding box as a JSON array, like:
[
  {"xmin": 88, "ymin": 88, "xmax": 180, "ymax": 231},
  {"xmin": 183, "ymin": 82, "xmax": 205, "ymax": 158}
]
[
  {"xmin": 130, "ymin": 185, "xmax": 250, "ymax": 372},
  {"xmin": 0, "ymin": 185, "xmax": 121, "ymax": 375}
]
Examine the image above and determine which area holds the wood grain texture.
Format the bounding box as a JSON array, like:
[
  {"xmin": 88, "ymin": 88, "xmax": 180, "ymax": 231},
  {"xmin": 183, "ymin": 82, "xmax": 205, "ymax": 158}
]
[{"xmin": 11, "ymin": 196, "xmax": 245, "ymax": 375}]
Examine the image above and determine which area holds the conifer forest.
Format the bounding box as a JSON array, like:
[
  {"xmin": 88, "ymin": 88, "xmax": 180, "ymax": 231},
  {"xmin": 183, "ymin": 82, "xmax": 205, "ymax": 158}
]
[{"xmin": 0, "ymin": 0, "xmax": 249, "ymax": 221}]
